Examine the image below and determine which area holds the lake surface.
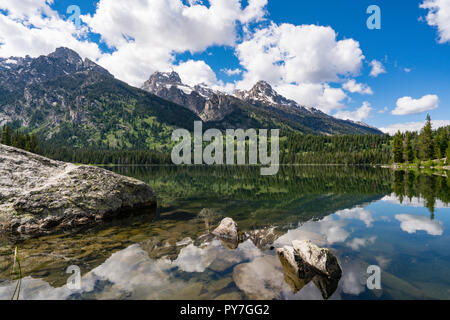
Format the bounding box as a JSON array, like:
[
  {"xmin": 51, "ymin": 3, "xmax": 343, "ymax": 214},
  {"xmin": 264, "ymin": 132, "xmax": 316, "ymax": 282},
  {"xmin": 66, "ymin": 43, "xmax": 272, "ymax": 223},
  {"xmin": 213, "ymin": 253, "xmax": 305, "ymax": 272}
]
[{"xmin": 0, "ymin": 166, "xmax": 449, "ymax": 300}]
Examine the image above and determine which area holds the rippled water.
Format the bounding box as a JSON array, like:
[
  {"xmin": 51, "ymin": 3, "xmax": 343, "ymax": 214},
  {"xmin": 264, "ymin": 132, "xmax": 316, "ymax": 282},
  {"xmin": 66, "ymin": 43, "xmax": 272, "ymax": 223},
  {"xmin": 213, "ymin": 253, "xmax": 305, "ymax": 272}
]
[{"xmin": 0, "ymin": 166, "xmax": 449, "ymax": 300}]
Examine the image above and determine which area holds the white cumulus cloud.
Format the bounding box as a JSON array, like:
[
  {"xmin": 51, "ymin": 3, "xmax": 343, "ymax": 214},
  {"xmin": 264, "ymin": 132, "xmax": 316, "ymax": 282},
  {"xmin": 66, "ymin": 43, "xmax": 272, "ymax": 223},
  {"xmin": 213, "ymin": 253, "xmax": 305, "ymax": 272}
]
[
  {"xmin": 380, "ymin": 120, "xmax": 450, "ymax": 135},
  {"xmin": 342, "ymin": 79, "xmax": 373, "ymax": 95},
  {"xmin": 235, "ymin": 23, "xmax": 365, "ymax": 113},
  {"xmin": 0, "ymin": 0, "xmax": 269, "ymax": 87},
  {"xmin": 0, "ymin": 1, "xmax": 102, "ymax": 60},
  {"xmin": 334, "ymin": 102, "xmax": 373, "ymax": 122},
  {"xmin": 392, "ymin": 94, "xmax": 439, "ymax": 115},
  {"xmin": 82, "ymin": 0, "xmax": 268, "ymax": 86},
  {"xmin": 276, "ymin": 82, "xmax": 348, "ymax": 113},
  {"xmin": 369, "ymin": 59, "xmax": 386, "ymax": 77},
  {"xmin": 221, "ymin": 68, "xmax": 243, "ymax": 76},
  {"xmin": 174, "ymin": 59, "xmax": 218, "ymax": 87},
  {"xmin": 420, "ymin": 0, "xmax": 450, "ymax": 43}
]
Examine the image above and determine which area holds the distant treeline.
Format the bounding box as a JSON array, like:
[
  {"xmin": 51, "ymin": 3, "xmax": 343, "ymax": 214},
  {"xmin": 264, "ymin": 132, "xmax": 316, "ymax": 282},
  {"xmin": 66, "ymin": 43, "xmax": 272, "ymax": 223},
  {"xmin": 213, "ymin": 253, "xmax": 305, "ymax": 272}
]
[
  {"xmin": 391, "ymin": 115, "xmax": 449, "ymax": 165},
  {"xmin": 0, "ymin": 127, "xmax": 402, "ymax": 165},
  {"xmin": 2, "ymin": 116, "xmax": 448, "ymax": 166},
  {"xmin": 38, "ymin": 145, "xmax": 171, "ymax": 165},
  {"xmin": 37, "ymin": 134, "xmax": 392, "ymax": 165},
  {"xmin": 280, "ymin": 133, "xmax": 392, "ymax": 164},
  {"xmin": 0, "ymin": 125, "xmax": 39, "ymax": 153}
]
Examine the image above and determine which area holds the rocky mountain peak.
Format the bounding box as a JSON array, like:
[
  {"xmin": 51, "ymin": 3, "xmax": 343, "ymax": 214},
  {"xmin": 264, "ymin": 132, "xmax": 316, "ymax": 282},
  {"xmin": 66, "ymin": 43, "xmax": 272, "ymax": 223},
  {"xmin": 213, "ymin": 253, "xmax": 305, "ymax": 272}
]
[
  {"xmin": 253, "ymin": 80, "xmax": 276, "ymax": 95},
  {"xmin": 167, "ymin": 71, "xmax": 183, "ymax": 84},
  {"xmin": 193, "ymin": 83, "xmax": 215, "ymax": 98},
  {"xmin": 141, "ymin": 71, "xmax": 236, "ymax": 121},
  {"xmin": 142, "ymin": 71, "xmax": 184, "ymax": 93},
  {"xmin": 235, "ymin": 80, "xmax": 302, "ymax": 110},
  {"xmin": 48, "ymin": 47, "xmax": 83, "ymax": 65},
  {"xmin": 235, "ymin": 81, "xmax": 277, "ymax": 100},
  {"xmin": 0, "ymin": 47, "xmax": 112, "ymax": 91},
  {"xmin": 149, "ymin": 71, "xmax": 182, "ymax": 85}
]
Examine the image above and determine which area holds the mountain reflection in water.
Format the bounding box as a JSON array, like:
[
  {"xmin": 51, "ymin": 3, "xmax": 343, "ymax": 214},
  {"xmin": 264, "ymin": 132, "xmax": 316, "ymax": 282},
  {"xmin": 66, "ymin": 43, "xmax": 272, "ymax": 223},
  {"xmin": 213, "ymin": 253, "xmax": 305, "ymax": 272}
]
[{"xmin": 0, "ymin": 166, "xmax": 448, "ymax": 300}]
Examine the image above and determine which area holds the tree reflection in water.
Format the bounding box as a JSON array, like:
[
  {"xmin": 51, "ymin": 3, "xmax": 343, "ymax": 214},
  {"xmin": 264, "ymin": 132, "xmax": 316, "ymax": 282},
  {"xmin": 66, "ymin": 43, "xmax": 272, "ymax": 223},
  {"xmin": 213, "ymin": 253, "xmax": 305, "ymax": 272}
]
[{"xmin": 393, "ymin": 170, "xmax": 449, "ymax": 219}]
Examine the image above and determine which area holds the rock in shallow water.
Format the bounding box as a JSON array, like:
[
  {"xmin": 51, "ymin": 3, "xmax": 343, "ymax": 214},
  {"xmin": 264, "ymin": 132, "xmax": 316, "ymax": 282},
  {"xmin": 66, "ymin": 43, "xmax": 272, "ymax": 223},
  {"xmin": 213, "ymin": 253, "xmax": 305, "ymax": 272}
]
[
  {"xmin": 212, "ymin": 218, "xmax": 239, "ymax": 242},
  {"xmin": 0, "ymin": 144, "xmax": 156, "ymax": 235},
  {"xmin": 292, "ymin": 240, "xmax": 342, "ymax": 278},
  {"xmin": 276, "ymin": 240, "xmax": 342, "ymax": 299}
]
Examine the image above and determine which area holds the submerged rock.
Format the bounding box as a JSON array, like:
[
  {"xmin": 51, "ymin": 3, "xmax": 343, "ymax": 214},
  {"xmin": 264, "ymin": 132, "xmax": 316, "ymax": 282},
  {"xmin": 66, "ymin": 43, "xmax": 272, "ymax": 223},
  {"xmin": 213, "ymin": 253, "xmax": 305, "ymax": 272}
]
[
  {"xmin": 0, "ymin": 144, "xmax": 156, "ymax": 235},
  {"xmin": 212, "ymin": 217, "xmax": 281, "ymax": 251},
  {"xmin": 212, "ymin": 218, "xmax": 239, "ymax": 242},
  {"xmin": 246, "ymin": 227, "xmax": 280, "ymax": 250}
]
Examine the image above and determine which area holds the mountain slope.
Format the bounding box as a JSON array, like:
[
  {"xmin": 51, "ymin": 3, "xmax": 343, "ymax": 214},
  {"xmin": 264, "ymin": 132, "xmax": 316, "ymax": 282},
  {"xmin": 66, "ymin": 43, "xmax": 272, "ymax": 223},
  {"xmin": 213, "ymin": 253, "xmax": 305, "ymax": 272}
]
[
  {"xmin": 0, "ymin": 48, "xmax": 200, "ymax": 150},
  {"xmin": 142, "ymin": 72, "xmax": 383, "ymax": 135},
  {"xmin": 0, "ymin": 47, "xmax": 382, "ymax": 153}
]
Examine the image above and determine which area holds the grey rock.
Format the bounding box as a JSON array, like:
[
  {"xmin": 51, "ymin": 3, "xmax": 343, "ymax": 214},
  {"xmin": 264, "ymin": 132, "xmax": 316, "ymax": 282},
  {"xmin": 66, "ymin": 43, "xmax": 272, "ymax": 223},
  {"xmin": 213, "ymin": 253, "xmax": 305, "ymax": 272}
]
[
  {"xmin": 276, "ymin": 246, "xmax": 315, "ymax": 280},
  {"xmin": 292, "ymin": 240, "xmax": 342, "ymax": 278},
  {"xmin": 0, "ymin": 144, "xmax": 156, "ymax": 235},
  {"xmin": 212, "ymin": 217, "xmax": 239, "ymax": 242},
  {"xmin": 200, "ymin": 93, "xmax": 236, "ymax": 122},
  {"xmin": 276, "ymin": 241, "xmax": 342, "ymax": 299},
  {"xmin": 276, "ymin": 247, "xmax": 313, "ymax": 293},
  {"xmin": 245, "ymin": 227, "xmax": 280, "ymax": 250},
  {"xmin": 211, "ymin": 218, "xmax": 280, "ymax": 250}
]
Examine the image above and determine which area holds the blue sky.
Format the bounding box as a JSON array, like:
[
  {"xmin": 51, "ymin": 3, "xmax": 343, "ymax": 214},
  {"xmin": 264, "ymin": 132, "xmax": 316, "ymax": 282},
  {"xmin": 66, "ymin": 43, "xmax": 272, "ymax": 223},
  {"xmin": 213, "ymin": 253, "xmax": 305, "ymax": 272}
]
[{"xmin": 0, "ymin": 0, "xmax": 449, "ymax": 132}]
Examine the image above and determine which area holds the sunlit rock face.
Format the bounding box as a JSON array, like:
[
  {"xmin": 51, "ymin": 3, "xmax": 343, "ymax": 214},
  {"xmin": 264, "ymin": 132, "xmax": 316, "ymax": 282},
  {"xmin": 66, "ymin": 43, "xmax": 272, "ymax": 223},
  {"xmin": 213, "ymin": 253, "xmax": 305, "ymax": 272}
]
[
  {"xmin": 292, "ymin": 240, "xmax": 342, "ymax": 278},
  {"xmin": 212, "ymin": 218, "xmax": 239, "ymax": 243},
  {"xmin": 0, "ymin": 144, "xmax": 156, "ymax": 236},
  {"xmin": 276, "ymin": 240, "xmax": 342, "ymax": 300}
]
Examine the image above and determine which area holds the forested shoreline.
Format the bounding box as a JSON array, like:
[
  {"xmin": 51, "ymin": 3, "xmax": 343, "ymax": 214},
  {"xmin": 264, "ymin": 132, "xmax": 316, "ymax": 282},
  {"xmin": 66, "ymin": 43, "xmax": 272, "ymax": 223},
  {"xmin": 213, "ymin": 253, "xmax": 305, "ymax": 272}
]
[
  {"xmin": 391, "ymin": 115, "xmax": 449, "ymax": 167},
  {"xmin": 1, "ymin": 116, "xmax": 448, "ymax": 166}
]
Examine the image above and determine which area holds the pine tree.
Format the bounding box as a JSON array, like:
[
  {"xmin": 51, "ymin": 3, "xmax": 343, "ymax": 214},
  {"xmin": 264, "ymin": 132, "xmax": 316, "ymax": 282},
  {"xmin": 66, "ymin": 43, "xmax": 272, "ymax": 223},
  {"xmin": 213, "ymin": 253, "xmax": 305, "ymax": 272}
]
[
  {"xmin": 434, "ymin": 136, "xmax": 442, "ymax": 159},
  {"xmin": 24, "ymin": 134, "xmax": 32, "ymax": 152},
  {"xmin": 405, "ymin": 132, "xmax": 414, "ymax": 163},
  {"xmin": 437, "ymin": 128, "xmax": 448, "ymax": 159},
  {"xmin": 446, "ymin": 143, "xmax": 450, "ymax": 165},
  {"xmin": 17, "ymin": 131, "xmax": 26, "ymax": 149},
  {"xmin": 419, "ymin": 114, "xmax": 434, "ymax": 160},
  {"xmin": 392, "ymin": 131, "xmax": 404, "ymax": 163},
  {"xmin": 1, "ymin": 125, "xmax": 6, "ymax": 145},
  {"xmin": 1, "ymin": 125, "xmax": 12, "ymax": 146},
  {"xmin": 11, "ymin": 130, "xmax": 18, "ymax": 147},
  {"xmin": 30, "ymin": 133, "xmax": 39, "ymax": 153}
]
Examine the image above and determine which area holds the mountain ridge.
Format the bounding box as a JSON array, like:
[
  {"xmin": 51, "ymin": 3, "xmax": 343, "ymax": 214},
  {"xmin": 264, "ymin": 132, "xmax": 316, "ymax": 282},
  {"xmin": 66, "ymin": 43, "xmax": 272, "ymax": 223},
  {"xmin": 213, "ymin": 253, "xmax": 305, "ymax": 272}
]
[
  {"xmin": 0, "ymin": 47, "xmax": 383, "ymax": 152},
  {"xmin": 142, "ymin": 70, "xmax": 383, "ymax": 135},
  {"xmin": 0, "ymin": 48, "xmax": 201, "ymax": 150}
]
